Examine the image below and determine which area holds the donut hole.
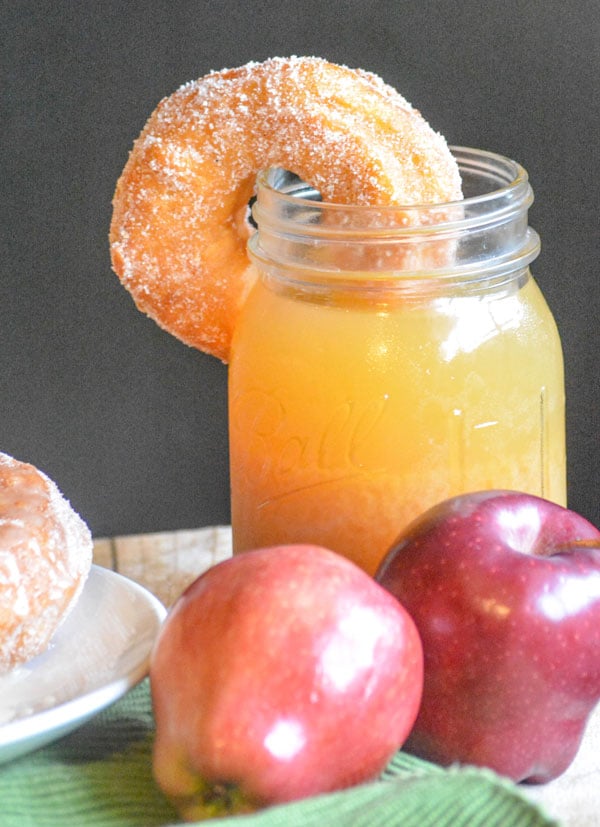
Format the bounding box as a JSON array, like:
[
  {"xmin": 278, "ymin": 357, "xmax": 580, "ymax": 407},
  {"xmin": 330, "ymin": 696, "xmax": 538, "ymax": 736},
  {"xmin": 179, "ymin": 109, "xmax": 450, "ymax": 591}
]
[{"xmin": 248, "ymin": 169, "xmax": 322, "ymax": 230}]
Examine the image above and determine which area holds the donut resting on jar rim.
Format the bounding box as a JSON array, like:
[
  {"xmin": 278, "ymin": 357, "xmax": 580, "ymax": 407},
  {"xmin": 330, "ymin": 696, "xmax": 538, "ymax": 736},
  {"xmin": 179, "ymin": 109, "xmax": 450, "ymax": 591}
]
[{"xmin": 110, "ymin": 56, "xmax": 463, "ymax": 362}]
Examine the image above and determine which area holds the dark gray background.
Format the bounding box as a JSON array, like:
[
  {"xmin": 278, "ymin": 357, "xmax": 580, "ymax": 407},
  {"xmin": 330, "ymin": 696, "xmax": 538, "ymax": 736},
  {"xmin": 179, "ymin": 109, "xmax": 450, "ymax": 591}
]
[{"xmin": 3, "ymin": 0, "xmax": 599, "ymax": 537}]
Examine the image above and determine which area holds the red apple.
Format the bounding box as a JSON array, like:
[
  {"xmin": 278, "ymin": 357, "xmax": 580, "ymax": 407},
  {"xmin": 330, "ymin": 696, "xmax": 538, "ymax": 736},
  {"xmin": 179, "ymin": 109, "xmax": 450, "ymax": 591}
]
[
  {"xmin": 375, "ymin": 490, "xmax": 600, "ymax": 784},
  {"xmin": 150, "ymin": 544, "xmax": 423, "ymax": 819}
]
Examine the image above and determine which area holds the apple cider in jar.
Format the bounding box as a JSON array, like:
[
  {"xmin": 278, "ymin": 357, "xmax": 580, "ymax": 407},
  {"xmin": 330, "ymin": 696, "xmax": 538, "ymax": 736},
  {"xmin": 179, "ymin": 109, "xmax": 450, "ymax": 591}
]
[{"xmin": 228, "ymin": 149, "xmax": 566, "ymax": 574}]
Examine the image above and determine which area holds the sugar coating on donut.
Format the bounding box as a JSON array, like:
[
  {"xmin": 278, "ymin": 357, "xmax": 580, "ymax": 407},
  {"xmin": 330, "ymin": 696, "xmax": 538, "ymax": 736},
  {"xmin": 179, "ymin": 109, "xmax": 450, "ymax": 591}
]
[
  {"xmin": 0, "ymin": 452, "xmax": 93, "ymax": 673},
  {"xmin": 110, "ymin": 56, "xmax": 463, "ymax": 361}
]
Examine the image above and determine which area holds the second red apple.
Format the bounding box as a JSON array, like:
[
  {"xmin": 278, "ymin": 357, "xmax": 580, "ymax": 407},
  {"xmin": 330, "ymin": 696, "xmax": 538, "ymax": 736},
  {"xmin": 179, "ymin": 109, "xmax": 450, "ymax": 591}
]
[{"xmin": 376, "ymin": 490, "xmax": 600, "ymax": 783}]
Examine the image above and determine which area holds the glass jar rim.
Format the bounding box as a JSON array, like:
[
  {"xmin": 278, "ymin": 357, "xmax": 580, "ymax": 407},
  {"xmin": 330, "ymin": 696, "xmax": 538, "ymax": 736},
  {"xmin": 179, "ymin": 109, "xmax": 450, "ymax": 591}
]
[
  {"xmin": 249, "ymin": 146, "xmax": 540, "ymax": 284},
  {"xmin": 252, "ymin": 146, "xmax": 532, "ymax": 233}
]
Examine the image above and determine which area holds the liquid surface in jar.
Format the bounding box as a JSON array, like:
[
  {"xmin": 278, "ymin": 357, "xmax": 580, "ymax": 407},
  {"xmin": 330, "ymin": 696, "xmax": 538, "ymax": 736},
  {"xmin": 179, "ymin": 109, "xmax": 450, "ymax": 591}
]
[{"xmin": 228, "ymin": 272, "xmax": 566, "ymax": 575}]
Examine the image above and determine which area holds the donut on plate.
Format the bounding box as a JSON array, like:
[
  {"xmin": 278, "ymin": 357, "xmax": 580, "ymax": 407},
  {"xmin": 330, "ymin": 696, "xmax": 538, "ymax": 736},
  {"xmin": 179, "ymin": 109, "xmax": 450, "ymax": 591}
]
[{"xmin": 0, "ymin": 452, "xmax": 93, "ymax": 673}]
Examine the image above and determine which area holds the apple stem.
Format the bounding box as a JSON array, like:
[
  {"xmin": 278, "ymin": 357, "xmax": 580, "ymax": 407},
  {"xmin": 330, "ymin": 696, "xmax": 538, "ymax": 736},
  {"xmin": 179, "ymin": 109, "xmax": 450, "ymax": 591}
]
[{"xmin": 554, "ymin": 539, "xmax": 600, "ymax": 553}]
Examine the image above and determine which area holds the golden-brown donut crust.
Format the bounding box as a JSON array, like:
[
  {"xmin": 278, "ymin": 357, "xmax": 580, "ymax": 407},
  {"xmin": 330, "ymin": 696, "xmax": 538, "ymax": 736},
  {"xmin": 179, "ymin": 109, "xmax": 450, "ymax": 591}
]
[
  {"xmin": 0, "ymin": 453, "xmax": 92, "ymax": 673},
  {"xmin": 110, "ymin": 57, "xmax": 462, "ymax": 362}
]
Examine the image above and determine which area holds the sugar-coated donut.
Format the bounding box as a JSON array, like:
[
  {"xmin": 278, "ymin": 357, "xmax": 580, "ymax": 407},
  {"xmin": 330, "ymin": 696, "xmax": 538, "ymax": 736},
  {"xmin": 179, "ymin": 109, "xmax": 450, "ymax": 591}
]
[
  {"xmin": 110, "ymin": 56, "xmax": 462, "ymax": 362},
  {"xmin": 0, "ymin": 452, "xmax": 93, "ymax": 673}
]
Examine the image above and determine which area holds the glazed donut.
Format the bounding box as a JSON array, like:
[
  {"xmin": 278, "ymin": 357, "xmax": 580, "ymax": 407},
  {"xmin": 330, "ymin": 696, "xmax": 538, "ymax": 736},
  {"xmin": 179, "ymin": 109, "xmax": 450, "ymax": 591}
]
[
  {"xmin": 110, "ymin": 56, "xmax": 462, "ymax": 362},
  {"xmin": 0, "ymin": 452, "xmax": 92, "ymax": 673}
]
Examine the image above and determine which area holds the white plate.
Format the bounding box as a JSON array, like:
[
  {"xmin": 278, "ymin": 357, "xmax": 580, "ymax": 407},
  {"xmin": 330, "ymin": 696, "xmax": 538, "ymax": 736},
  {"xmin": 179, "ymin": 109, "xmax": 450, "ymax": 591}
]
[{"xmin": 0, "ymin": 565, "xmax": 166, "ymax": 764}]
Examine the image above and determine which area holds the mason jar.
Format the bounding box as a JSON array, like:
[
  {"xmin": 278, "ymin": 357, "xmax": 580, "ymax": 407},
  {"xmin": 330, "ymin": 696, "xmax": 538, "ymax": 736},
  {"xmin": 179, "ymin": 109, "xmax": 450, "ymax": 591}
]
[{"xmin": 228, "ymin": 148, "xmax": 566, "ymax": 574}]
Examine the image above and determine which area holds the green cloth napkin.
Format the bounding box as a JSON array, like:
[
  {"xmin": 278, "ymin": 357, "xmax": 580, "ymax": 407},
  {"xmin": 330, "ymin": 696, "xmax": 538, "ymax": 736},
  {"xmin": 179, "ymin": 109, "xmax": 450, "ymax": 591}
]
[{"xmin": 0, "ymin": 680, "xmax": 559, "ymax": 827}]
